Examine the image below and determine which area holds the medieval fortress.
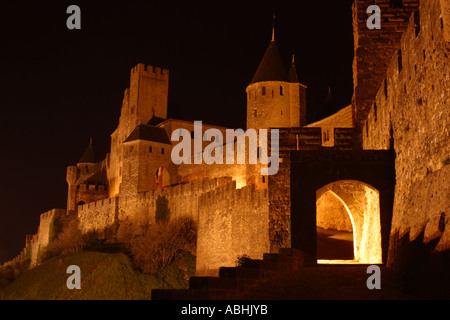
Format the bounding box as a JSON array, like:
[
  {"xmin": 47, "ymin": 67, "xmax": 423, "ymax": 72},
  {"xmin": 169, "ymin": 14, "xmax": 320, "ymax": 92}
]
[{"xmin": 6, "ymin": 0, "xmax": 449, "ymax": 281}]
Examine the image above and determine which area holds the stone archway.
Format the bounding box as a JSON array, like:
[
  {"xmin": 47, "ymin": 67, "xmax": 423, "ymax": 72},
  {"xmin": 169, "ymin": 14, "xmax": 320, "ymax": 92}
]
[
  {"xmin": 316, "ymin": 180, "xmax": 382, "ymax": 264},
  {"xmin": 286, "ymin": 149, "xmax": 395, "ymax": 265}
]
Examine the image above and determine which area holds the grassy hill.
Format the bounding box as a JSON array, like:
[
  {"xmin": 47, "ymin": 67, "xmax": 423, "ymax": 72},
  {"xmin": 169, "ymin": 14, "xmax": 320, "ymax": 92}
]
[{"xmin": 0, "ymin": 250, "xmax": 195, "ymax": 300}]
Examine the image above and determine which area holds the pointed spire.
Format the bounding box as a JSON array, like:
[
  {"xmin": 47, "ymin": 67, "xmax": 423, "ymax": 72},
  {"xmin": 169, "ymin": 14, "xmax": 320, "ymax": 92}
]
[
  {"xmin": 79, "ymin": 138, "xmax": 96, "ymax": 163},
  {"xmin": 288, "ymin": 54, "xmax": 300, "ymax": 83},
  {"xmin": 326, "ymin": 85, "xmax": 333, "ymax": 102},
  {"xmin": 272, "ymin": 13, "xmax": 276, "ymax": 42}
]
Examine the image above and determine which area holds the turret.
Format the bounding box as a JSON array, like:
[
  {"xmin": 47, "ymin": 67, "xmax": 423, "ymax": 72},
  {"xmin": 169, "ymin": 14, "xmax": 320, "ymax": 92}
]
[{"xmin": 246, "ymin": 26, "xmax": 306, "ymax": 131}]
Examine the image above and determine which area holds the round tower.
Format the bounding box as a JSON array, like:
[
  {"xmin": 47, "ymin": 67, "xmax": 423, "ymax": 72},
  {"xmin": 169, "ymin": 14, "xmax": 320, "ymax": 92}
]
[{"xmin": 246, "ymin": 28, "xmax": 306, "ymax": 131}]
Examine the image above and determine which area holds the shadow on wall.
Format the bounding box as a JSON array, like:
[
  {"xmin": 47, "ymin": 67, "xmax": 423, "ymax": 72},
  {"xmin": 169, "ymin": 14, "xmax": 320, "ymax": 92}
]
[{"xmin": 388, "ymin": 229, "xmax": 450, "ymax": 299}]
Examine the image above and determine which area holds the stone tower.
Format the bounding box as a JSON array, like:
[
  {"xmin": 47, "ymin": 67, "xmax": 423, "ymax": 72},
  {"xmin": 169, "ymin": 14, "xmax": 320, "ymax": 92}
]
[
  {"xmin": 66, "ymin": 139, "xmax": 108, "ymax": 211},
  {"xmin": 352, "ymin": 0, "xmax": 420, "ymax": 144},
  {"xmin": 107, "ymin": 64, "xmax": 170, "ymax": 197},
  {"xmin": 246, "ymin": 29, "xmax": 307, "ymax": 131}
]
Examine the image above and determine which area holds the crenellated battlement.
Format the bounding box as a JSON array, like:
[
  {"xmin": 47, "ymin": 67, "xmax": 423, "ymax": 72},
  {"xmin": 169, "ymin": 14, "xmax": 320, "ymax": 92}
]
[
  {"xmin": 77, "ymin": 183, "xmax": 107, "ymax": 192},
  {"xmin": 361, "ymin": 0, "xmax": 450, "ymax": 266},
  {"xmin": 130, "ymin": 63, "xmax": 169, "ymax": 80},
  {"xmin": 363, "ymin": 0, "xmax": 448, "ymax": 150}
]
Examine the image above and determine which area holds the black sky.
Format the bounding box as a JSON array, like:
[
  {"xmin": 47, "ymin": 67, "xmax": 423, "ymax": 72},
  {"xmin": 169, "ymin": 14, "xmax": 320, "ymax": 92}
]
[{"xmin": 0, "ymin": 0, "xmax": 355, "ymax": 263}]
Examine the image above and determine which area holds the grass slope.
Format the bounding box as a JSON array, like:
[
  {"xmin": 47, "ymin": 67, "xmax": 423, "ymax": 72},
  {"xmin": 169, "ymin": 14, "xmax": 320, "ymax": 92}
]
[{"xmin": 1, "ymin": 251, "xmax": 195, "ymax": 300}]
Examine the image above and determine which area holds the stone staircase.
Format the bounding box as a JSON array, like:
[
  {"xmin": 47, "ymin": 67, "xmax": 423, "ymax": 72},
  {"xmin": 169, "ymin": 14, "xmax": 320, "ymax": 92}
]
[{"xmin": 151, "ymin": 248, "xmax": 306, "ymax": 300}]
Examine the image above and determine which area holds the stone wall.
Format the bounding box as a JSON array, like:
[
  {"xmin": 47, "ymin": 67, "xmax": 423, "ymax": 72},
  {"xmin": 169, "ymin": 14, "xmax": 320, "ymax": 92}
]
[
  {"xmin": 29, "ymin": 209, "xmax": 68, "ymax": 267},
  {"xmin": 267, "ymin": 150, "xmax": 291, "ymax": 253},
  {"xmin": 352, "ymin": 0, "xmax": 420, "ymax": 141},
  {"xmin": 77, "ymin": 177, "xmax": 233, "ymax": 239},
  {"xmin": 306, "ymin": 105, "xmax": 353, "ymax": 147},
  {"xmin": 196, "ymin": 181, "xmax": 269, "ymax": 276},
  {"xmin": 360, "ymin": 0, "xmax": 450, "ymax": 263}
]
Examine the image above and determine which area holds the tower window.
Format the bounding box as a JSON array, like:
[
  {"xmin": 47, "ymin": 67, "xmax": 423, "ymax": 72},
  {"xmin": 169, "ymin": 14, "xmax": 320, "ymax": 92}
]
[
  {"xmin": 280, "ymin": 86, "xmax": 284, "ymax": 96},
  {"xmin": 161, "ymin": 148, "xmax": 165, "ymax": 155},
  {"xmin": 254, "ymin": 110, "xmax": 257, "ymax": 118},
  {"xmin": 281, "ymin": 110, "xmax": 283, "ymax": 116},
  {"xmin": 262, "ymin": 86, "xmax": 266, "ymax": 96},
  {"xmin": 149, "ymin": 145, "xmax": 152, "ymax": 153},
  {"xmin": 262, "ymin": 176, "xmax": 266, "ymax": 183}
]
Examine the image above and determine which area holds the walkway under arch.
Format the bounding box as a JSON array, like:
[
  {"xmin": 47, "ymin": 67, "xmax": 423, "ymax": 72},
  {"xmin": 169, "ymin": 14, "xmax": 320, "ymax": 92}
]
[
  {"xmin": 316, "ymin": 180, "xmax": 382, "ymax": 264},
  {"xmin": 288, "ymin": 149, "xmax": 395, "ymax": 265}
]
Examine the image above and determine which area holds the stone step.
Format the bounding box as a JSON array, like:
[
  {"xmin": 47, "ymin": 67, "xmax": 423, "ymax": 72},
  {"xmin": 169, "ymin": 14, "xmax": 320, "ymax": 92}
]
[
  {"xmin": 189, "ymin": 275, "xmax": 258, "ymax": 291},
  {"xmin": 219, "ymin": 266, "xmax": 263, "ymax": 279},
  {"xmin": 152, "ymin": 249, "xmax": 309, "ymax": 300}
]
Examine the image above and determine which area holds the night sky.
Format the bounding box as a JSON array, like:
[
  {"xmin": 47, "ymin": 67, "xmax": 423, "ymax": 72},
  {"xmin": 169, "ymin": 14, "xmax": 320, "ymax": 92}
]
[{"xmin": 0, "ymin": 0, "xmax": 355, "ymax": 263}]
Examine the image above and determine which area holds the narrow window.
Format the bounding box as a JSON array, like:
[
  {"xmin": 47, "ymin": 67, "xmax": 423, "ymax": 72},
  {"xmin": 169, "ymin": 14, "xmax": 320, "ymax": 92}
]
[
  {"xmin": 254, "ymin": 110, "xmax": 257, "ymax": 118},
  {"xmin": 280, "ymin": 86, "xmax": 284, "ymax": 95},
  {"xmin": 374, "ymin": 102, "xmax": 378, "ymax": 122},
  {"xmin": 414, "ymin": 11, "xmax": 420, "ymax": 37},
  {"xmin": 262, "ymin": 86, "xmax": 266, "ymax": 96},
  {"xmin": 149, "ymin": 145, "xmax": 152, "ymax": 153},
  {"xmin": 281, "ymin": 110, "xmax": 283, "ymax": 116},
  {"xmin": 262, "ymin": 176, "xmax": 266, "ymax": 183},
  {"xmin": 161, "ymin": 148, "xmax": 165, "ymax": 155}
]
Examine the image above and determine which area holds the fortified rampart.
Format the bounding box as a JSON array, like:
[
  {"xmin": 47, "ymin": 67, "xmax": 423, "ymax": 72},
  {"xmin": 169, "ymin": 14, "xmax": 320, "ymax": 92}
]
[
  {"xmin": 77, "ymin": 177, "xmax": 233, "ymax": 239},
  {"xmin": 196, "ymin": 181, "xmax": 270, "ymax": 276},
  {"xmin": 360, "ymin": 0, "xmax": 449, "ymax": 268},
  {"xmin": 27, "ymin": 209, "xmax": 68, "ymax": 267}
]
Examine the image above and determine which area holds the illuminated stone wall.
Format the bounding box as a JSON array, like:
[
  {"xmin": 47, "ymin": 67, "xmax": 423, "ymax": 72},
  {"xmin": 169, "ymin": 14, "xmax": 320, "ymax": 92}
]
[
  {"xmin": 306, "ymin": 105, "xmax": 353, "ymax": 147},
  {"xmin": 246, "ymin": 81, "xmax": 306, "ymax": 130},
  {"xmin": 196, "ymin": 181, "xmax": 269, "ymax": 276},
  {"xmin": 316, "ymin": 191, "xmax": 353, "ymax": 232},
  {"xmin": 316, "ymin": 181, "xmax": 382, "ymax": 263},
  {"xmin": 352, "ymin": 0, "xmax": 420, "ymax": 141},
  {"xmin": 361, "ymin": 0, "xmax": 450, "ymax": 263},
  {"xmin": 107, "ymin": 64, "xmax": 170, "ymax": 198},
  {"xmin": 76, "ymin": 177, "xmax": 232, "ymax": 238},
  {"xmin": 29, "ymin": 209, "xmax": 68, "ymax": 267}
]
